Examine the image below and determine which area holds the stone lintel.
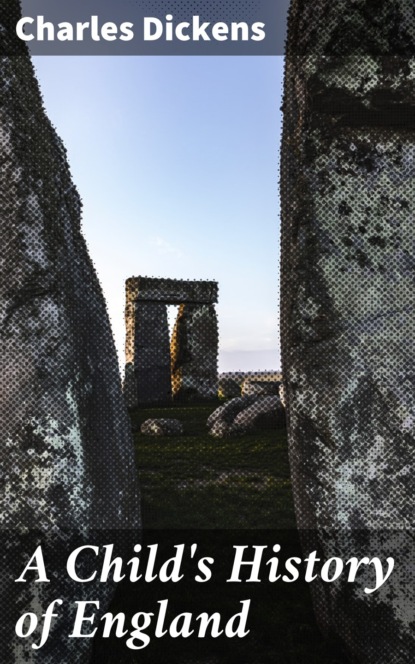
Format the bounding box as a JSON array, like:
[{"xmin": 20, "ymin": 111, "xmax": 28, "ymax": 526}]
[{"xmin": 126, "ymin": 277, "xmax": 218, "ymax": 305}]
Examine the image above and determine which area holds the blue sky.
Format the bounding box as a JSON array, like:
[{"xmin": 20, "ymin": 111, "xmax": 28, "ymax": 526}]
[{"xmin": 32, "ymin": 56, "xmax": 284, "ymax": 372}]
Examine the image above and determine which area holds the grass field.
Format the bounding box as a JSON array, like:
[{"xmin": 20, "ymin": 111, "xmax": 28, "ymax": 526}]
[{"xmin": 131, "ymin": 402, "xmax": 294, "ymax": 530}]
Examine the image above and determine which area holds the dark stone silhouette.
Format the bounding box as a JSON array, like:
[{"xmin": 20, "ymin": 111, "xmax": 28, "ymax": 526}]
[{"xmin": 125, "ymin": 301, "xmax": 172, "ymax": 405}]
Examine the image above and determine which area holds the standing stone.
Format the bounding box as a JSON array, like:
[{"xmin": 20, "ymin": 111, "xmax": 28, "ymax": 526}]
[
  {"xmin": 126, "ymin": 302, "xmax": 172, "ymax": 406},
  {"xmin": 0, "ymin": 10, "xmax": 139, "ymax": 661},
  {"xmin": 125, "ymin": 277, "xmax": 218, "ymax": 405},
  {"xmin": 282, "ymin": 2, "xmax": 415, "ymax": 661},
  {"xmin": 171, "ymin": 304, "xmax": 218, "ymax": 401}
]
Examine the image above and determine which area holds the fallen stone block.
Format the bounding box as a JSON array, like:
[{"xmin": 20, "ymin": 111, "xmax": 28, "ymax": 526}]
[
  {"xmin": 233, "ymin": 395, "xmax": 284, "ymax": 430},
  {"xmin": 141, "ymin": 419, "xmax": 184, "ymax": 437},
  {"xmin": 206, "ymin": 396, "xmax": 257, "ymax": 430},
  {"xmin": 208, "ymin": 421, "xmax": 243, "ymax": 439}
]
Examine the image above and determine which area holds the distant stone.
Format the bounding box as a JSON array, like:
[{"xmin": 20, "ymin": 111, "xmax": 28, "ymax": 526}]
[
  {"xmin": 218, "ymin": 375, "xmax": 244, "ymax": 399},
  {"xmin": 207, "ymin": 395, "xmax": 284, "ymax": 437},
  {"xmin": 171, "ymin": 303, "xmax": 218, "ymax": 401},
  {"xmin": 206, "ymin": 396, "xmax": 257, "ymax": 430},
  {"xmin": 246, "ymin": 372, "xmax": 282, "ymax": 382},
  {"xmin": 124, "ymin": 302, "xmax": 172, "ymax": 407},
  {"xmin": 128, "ymin": 276, "xmax": 218, "ymax": 305},
  {"xmin": 125, "ymin": 277, "xmax": 219, "ymax": 405},
  {"xmin": 233, "ymin": 396, "xmax": 284, "ymax": 430},
  {"xmin": 141, "ymin": 419, "xmax": 184, "ymax": 437},
  {"xmin": 241, "ymin": 380, "xmax": 281, "ymax": 397},
  {"xmin": 278, "ymin": 383, "xmax": 286, "ymax": 408}
]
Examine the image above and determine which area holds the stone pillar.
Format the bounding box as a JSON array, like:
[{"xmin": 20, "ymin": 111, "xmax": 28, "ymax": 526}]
[
  {"xmin": 171, "ymin": 304, "xmax": 218, "ymax": 401},
  {"xmin": 124, "ymin": 277, "xmax": 139, "ymax": 407},
  {"xmin": 281, "ymin": 1, "xmax": 415, "ymax": 661},
  {"xmin": 0, "ymin": 10, "xmax": 140, "ymax": 660},
  {"xmin": 132, "ymin": 302, "xmax": 172, "ymax": 405}
]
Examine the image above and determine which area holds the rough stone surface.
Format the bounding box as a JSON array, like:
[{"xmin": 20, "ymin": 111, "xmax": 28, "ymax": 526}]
[
  {"xmin": 125, "ymin": 277, "xmax": 219, "ymax": 404},
  {"xmin": 125, "ymin": 302, "xmax": 172, "ymax": 406},
  {"xmin": 218, "ymin": 374, "xmax": 244, "ymax": 398},
  {"xmin": 218, "ymin": 372, "xmax": 283, "ymax": 399},
  {"xmin": 209, "ymin": 420, "xmax": 243, "ymax": 439},
  {"xmin": 282, "ymin": 1, "xmax": 415, "ymax": 661},
  {"xmin": 127, "ymin": 276, "xmax": 218, "ymax": 305},
  {"xmin": 206, "ymin": 396, "xmax": 257, "ymax": 430},
  {"xmin": 171, "ymin": 304, "xmax": 218, "ymax": 401},
  {"xmin": 140, "ymin": 418, "xmax": 184, "ymax": 436},
  {"xmin": 233, "ymin": 396, "xmax": 283, "ymax": 430},
  {"xmin": 0, "ymin": 12, "xmax": 140, "ymax": 660},
  {"xmin": 208, "ymin": 396, "xmax": 283, "ymax": 437},
  {"xmin": 245, "ymin": 372, "xmax": 282, "ymax": 382}
]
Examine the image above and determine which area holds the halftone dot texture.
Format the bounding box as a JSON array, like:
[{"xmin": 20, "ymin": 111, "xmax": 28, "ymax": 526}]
[
  {"xmin": 133, "ymin": 0, "xmax": 258, "ymax": 22},
  {"xmin": 4, "ymin": 0, "xmax": 415, "ymax": 660},
  {"xmin": 125, "ymin": 278, "xmax": 286, "ymax": 438},
  {"xmin": 125, "ymin": 277, "xmax": 220, "ymax": 405},
  {"xmin": 281, "ymin": 0, "xmax": 415, "ymax": 662},
  {"xmin": 0, "ymin": 1, "xmax": 140, "ymax": 659}
]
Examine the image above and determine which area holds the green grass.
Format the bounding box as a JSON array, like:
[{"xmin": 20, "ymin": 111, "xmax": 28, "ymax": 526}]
[{"xmin": 131, "ymin": 402, "xmax": 295, "ymax": 530}]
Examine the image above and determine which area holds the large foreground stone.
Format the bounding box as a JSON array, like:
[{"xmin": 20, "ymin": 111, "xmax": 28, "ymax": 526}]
[
  {"xmin": 282, "ymin": 2, "xmax": 415, "ymax": 661},
  {"xmin": 0, "ymin": 13, "xmax": 139, "ymax": 661}
]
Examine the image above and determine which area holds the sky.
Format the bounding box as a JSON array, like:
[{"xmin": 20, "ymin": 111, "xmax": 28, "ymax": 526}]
[{"xmin": 31, "ymin": 56, "xmax": 284, "ymax": 373}]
